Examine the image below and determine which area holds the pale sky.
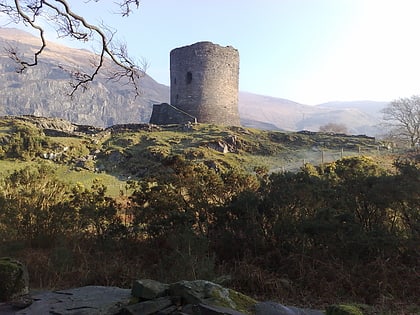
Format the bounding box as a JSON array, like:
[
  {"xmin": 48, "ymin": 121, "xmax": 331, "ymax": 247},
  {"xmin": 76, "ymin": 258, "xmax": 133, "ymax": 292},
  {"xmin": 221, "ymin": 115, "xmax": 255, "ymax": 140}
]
[{"xmin": 3, "ymin": 0, "xmax": 420, "ymax": 105}]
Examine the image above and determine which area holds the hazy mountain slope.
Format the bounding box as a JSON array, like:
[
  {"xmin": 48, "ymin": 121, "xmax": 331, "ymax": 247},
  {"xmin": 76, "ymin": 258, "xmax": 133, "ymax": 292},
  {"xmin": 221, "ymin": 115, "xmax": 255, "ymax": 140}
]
[
  {"xmin": 238, "ymin": 92, "xmax": 319, "ymax": 130},
  {"xmin": 317, "ymin": 100, "xmax": 388, "ymax": 117},
  {"xmin": 297, "ymin": 108, "xmax": 382, "ymax": 135},
  {"xmin": 239, "ymin": 92, "xmax": 385, "ymax": 135}
]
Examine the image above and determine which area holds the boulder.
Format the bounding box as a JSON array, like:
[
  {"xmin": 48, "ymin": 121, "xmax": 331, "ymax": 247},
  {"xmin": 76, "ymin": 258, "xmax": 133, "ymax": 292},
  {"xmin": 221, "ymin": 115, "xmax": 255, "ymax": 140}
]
[
  {"xmin": 169, "ymin": 280, "xmax": 212, "ymax": 305},
  {"xmin": 207, "ymin": 141, "xmax": 229, "ymax": 153},
  {"xmin": 0, "ymin": 257, "xmax": 29, "ymax": 301},
  {"xmin": 169, "ymin": 280, "xmax": 256, "ymax": 314},
  {"xmin": 131, "ymin": 279, "xmax": 169, "ymax": 300}
]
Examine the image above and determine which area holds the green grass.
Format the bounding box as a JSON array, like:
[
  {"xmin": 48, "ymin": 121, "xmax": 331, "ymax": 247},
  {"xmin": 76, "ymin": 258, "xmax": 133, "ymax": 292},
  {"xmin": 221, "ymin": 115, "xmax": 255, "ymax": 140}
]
[
  {"xmin": 54, "ymin": 166, "xmax": 127, "ymax": 197},
  {"xmin": 0, "ymin": 160, "xmax": 34, "ymax": 174},
  {"xmin": 0, "ymin": 160, "xmax": 127, "ymax": 197}
]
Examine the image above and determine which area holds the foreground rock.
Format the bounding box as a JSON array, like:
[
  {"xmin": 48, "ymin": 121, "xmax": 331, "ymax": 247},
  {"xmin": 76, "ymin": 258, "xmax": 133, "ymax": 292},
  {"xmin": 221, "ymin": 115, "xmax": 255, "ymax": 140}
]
[
  {"xmin": 16, "ymin": 286, "xmax": 132, "ymax": 315},
  {"xmin": 124, "ymin": 279, "xmax": 325, "ymax": 315},
  {"xmin": 3, "ymin": 278, "xmax": 328, "ymax": 314}
]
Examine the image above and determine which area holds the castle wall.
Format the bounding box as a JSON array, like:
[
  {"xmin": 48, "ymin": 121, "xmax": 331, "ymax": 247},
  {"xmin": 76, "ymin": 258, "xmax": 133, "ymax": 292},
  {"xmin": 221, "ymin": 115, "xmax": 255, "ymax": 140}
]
[
  {"xmin": 149, "ymin": 103, "xmax": 197, "ymax": 125},
  {"xmin": 170, "ymin": 42, "xmax": 240, "ymax": 126}
]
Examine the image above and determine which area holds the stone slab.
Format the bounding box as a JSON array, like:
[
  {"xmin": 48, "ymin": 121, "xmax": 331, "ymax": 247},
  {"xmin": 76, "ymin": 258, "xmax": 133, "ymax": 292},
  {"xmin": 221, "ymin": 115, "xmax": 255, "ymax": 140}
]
[{"xmin": 16, "ymin": 286, "xmax": 131, "ymax": 315}]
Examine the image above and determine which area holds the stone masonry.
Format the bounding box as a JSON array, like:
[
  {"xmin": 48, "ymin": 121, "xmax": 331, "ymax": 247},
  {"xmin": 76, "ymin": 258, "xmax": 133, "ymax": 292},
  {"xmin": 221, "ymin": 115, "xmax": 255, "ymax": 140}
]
[{"xmin": 150, "ymin": 41, "xmax": 241, "ymax": 126}]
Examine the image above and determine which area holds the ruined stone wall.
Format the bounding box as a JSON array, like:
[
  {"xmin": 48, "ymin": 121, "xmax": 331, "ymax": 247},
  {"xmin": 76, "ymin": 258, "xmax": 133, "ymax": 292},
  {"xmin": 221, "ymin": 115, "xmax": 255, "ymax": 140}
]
[
  {"xmin": 149, "ymin": 103, "xmax": 196, "ymax": 125},
  {"xmin": 170, "ymin": 42, "xmax": 240, "ymax": 126}
]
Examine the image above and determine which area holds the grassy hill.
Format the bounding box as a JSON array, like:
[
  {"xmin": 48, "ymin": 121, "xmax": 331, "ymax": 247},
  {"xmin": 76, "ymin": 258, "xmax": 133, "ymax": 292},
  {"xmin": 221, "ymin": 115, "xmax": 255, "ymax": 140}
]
[{"xmin": 0, "ymin": 115, "xmax": 388, "ymax": 196}]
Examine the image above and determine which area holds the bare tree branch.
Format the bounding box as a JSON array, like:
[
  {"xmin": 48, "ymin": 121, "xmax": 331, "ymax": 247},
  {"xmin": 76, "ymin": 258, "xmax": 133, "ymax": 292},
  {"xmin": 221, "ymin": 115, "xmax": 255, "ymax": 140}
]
[
  {"xmin": 0, "ymin": 0, "xmax": 145, "ymax": 96},
  {"xmin": 86, "ymin": 0, "xmax": 140, "ymax": 16},
  {"xmin": 7, "ymin": 0, "xmax": 47, "ymax": 72},
  {"xmin": 115, "ymin": 0, "xmax": 140, "ymax": 17}
]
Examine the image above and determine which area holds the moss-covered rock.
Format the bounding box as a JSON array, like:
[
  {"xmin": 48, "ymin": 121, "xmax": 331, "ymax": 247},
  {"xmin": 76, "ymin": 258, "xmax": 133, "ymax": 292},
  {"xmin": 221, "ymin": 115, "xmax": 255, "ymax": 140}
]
[
  {"xmin": 205, "ymin": 283, "xmax": 257, "ymax": 314},
  {"xmin": 326, "ymin": 304, "xmax": 364, "ymax": 315},
  {"xmin": 0, "ymin": 257, "xmax": 29, "ymax": 301},
  {"xmin": 169, "ymin": 280, "xmax": 257, "ymax": 314}
]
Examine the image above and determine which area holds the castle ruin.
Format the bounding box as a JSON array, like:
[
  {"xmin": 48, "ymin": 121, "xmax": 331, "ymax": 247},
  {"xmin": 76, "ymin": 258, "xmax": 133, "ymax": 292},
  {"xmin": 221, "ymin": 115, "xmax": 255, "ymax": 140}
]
[{"xmin": 149, "ymin": 41, "xmax": 241, "ymax": 126}]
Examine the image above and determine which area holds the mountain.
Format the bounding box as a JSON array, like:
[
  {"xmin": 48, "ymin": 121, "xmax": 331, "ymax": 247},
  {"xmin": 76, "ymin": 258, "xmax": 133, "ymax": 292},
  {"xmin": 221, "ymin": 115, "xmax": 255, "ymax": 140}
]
[
  {"xmin": 0, "ymin": 28, "xmax": 387, "ymax": 135},
  {"xmin": 0, "ymin": 28, "xmax": 169, "ymax": 127}
]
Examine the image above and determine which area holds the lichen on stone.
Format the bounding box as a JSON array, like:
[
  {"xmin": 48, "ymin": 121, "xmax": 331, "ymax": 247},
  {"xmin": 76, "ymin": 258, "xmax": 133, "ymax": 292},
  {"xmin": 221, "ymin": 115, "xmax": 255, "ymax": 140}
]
[
  {"xmin": 204, "ymin": 282, "xmax": 257, "ymax": 314},
  {"xmin": 326, "ymin": 304, "xmax": 364, "ymax": 315},
  {"xmin": 226, "ymin": 289, "xmax": 257, "ymax": 314},
  {"xmin": 168, "ymin": 280, "xmax": 257, "ymax": 314}
]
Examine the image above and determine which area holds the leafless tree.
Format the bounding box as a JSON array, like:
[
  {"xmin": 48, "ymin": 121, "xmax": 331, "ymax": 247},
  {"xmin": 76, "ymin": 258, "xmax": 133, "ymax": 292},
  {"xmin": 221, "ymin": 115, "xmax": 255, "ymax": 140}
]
[
  {"xmin": 0, "ymin": 0, "xmax": 145, "ymax": 96},
  {"xmin": 382, "ymin": 95, "xmax": 420, "ymax": 147},
  {"xmin": 319, "ymin": 122, "xmax": 348, "ymax": 134}
]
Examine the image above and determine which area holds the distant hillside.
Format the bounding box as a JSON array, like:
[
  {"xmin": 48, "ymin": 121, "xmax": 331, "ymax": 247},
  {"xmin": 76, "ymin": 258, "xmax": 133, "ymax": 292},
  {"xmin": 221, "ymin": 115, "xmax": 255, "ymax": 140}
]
[
  {"xmin": 0, "ymin": 28, "xmax": 388, "ymax": 135},
  {"xmin": 239, "ymin": 93, "xmax": 387, "ymax": 135},
  {"xmin": 317, "ymin": 100, "xmax": 388, "ymax": 117},
  {"xmin": 238, "ymin": 92, "xmax": 317, "ymax": 131}
]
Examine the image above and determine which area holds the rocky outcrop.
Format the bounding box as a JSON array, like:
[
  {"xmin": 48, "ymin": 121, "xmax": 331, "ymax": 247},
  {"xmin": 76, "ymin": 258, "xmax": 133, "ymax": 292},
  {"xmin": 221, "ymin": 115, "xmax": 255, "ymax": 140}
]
[
  {"xmin": 0, "ymin": 259, "xmax": 352, "ymax": 315},
  {"xmin": 204, "ymin": 135, "xmax": 239, "ymax": 154},
  {"xmin": 0, "ymin": 278, "xmax": 329, "ymax": 315},
  {"xmin": 126, "ymin": 279, "xmax": 257, "ymax": 315},
  {"xmin": 125, "ymin": 279, "xmax": 326, "ymax": 315}
]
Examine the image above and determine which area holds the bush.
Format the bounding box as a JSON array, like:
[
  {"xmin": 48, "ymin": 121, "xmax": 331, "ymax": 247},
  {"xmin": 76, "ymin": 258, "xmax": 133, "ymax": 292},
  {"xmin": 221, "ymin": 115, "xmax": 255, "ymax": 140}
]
[{"xmin": 0, "ymin": 164, "xmax": 72, "ymax": 246}]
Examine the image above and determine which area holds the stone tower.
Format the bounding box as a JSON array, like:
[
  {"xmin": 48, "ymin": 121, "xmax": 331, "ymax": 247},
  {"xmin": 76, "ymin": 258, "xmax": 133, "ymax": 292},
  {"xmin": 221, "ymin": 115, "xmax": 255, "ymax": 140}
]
[
  {"xmin": 168, "ymin": 41, "xmax": 240, "ymax": 125},
  {"xmin": 149, "ymin": 41, "xmax": 241, "ymax": 126}
]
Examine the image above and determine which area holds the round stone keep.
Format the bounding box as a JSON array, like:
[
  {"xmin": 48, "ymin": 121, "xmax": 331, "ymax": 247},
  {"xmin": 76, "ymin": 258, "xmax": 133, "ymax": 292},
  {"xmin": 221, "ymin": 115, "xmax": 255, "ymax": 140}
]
[{"xmin": 170, "ymin": 42, "xmax": 241, "ymax": 126}]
